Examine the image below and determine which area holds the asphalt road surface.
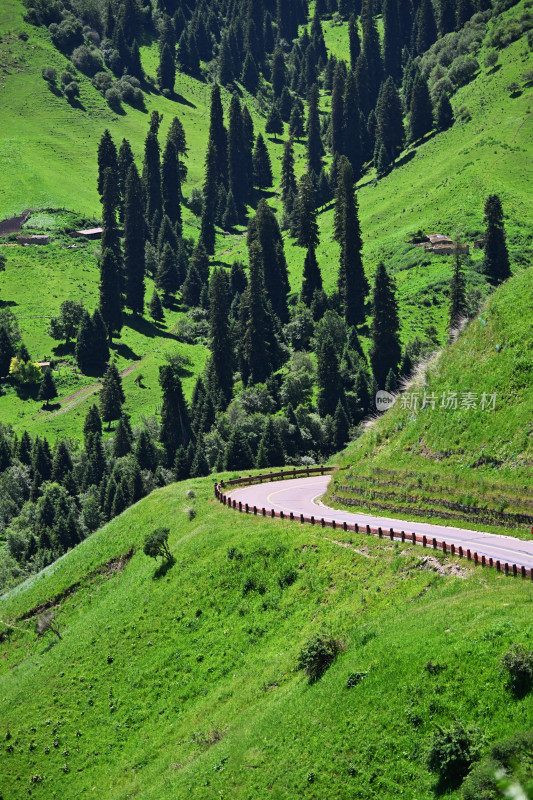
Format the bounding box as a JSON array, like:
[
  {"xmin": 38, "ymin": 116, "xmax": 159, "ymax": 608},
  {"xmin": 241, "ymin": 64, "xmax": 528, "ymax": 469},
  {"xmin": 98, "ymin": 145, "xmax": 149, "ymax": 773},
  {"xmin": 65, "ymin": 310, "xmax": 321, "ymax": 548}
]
[{"xmin": 227, "ymin": 476, "xmax": 533, "ymax": 570}]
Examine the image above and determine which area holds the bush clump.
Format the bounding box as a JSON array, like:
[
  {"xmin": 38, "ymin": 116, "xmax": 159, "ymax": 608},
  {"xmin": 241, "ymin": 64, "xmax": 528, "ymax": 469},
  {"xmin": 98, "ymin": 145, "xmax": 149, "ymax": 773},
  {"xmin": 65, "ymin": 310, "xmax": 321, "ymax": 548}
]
[
  {"xmin": 297, "ymin": 632, "xmax": 344, "ymax": 684},
  {"xmin": 42, "ymin": 66, "xmax": 57, "ymax": 84},
  {"xmin": 426, "ymin": 722, "xmax": 480, "ymax": 789},
  {"xmin": 500, "ymin": 644, "xmax": 533, "ymax": 696},
  {"xmin": 71, "ymin": 44, "xmax": 103, "ymax": 77},
  {"xmin": 143, "ymin": 527, "xmax": 173, "ymax": 563}
]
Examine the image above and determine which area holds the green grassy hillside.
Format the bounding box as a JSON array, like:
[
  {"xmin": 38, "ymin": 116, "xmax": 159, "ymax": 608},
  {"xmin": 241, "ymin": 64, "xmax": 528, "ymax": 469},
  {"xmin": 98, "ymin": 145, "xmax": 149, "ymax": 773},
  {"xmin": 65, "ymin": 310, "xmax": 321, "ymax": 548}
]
[
  {"xmin": 1, "ymin": 0, "xmax": 532, "ymax": 441},
  {"xmin": 327, "ymin": 266, "xmax": 533, "ymax": 537},
  {"xmin": 1, "ymin": 476, "xmax": 533, "ymax": 799}
]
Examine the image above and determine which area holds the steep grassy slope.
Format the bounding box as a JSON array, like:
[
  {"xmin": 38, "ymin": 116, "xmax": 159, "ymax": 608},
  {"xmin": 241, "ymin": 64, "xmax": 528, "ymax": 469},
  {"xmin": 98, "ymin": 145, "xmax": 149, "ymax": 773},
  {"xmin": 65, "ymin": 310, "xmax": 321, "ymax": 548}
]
[
  {"xmin": 1, "ymin": 476, "xmax": 533, "ymax": 799},
  {"xmin": 327, "ymin": 267, "xmax": 533, "ymax": 537}
]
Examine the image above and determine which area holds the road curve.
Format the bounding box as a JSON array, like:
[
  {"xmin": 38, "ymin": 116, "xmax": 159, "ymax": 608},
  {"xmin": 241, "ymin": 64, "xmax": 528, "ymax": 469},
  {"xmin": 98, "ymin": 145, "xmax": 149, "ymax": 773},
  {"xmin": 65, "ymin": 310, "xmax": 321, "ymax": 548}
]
[{"xmin": 227, "ymin": 476, "xmax": 533, "ymax": 570}]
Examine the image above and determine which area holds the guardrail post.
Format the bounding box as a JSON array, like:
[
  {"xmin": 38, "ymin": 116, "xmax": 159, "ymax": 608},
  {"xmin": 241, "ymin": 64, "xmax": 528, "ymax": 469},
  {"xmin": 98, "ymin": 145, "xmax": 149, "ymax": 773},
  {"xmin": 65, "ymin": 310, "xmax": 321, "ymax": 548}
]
[
  {"xmin": 442, "ymin": 541, "xmax": 447, "ymax": 554},
  {"xmin": 504, "ymin": 562, "xmax": 509, "ymax": 575},
  {"xmin": 390, "ymin": 528, "xmax": 394, "ymax": 541},
  {"xmin": 401, "ymin": 531, "xmax": 405, "ymax": 542},
  {"xmin": 343, "ymin": 522, "xmax": 348, "ymax": 531},
  {"xmin": 280, "ymin": 511, "xmax": 284, "ymax": 520},
  {"xmin": 271, "ymin": 509, "xmax": 275, "ymax": 518},
  {"xmin": 467, "ymin": 549, "xmax": 471, "ymax": 560},
  {"xmin": 432, "ymin": 538, "xmax": 437, "ymax": 549},
  {"xmin": 489, "ymin": 557, "xmax": 493, "ymax": 568},
  {"xmin": 238, "ymin": 502, "xmax": 242, "ymax": 512},
  {"xmin": 300, "ymin": 514, "xmax": 304, "ymax": 524},
  {"xmin": 458, "ymin": 546, "xmax": 463, "ymax": 558},
  {"xmin": 474, "ymin": 552, "xmax": 478, "ymax": 565},
  {"xmin": 496, "ymin": 560, "xmax": 500, "ymax": 571},
  {"xmin": 253, "ymin": 506, "xmax": 257, "ymax": 515},
  {"xmin": 262, "ymin": 507, "xmax": 266, "ymax": 516},
  {"xmin": 321, "ymin": 465, "xmax": 324, "ymax": 475},
  {"xmin": 451, "ymin": 543, "xmax": 455, "ymax": 556},
  {"xmin": 245, "ymin": 503, "xmax": 249, "ymax": 513},
  {"xmin": 321, "ymin": 518, "xmax": 325, "ymax": 527},
  {"xmin": 290, "ymin": 512, "xmax": 294, "ymax": 521},
  {"xmin": 423, "ymin": 535, "xmax": 427, "ymax": 548},
  {"xmin": 311, "ymin": 516, "xmax": 315, "ymax": 525},
  {"xmin": 481, "ymin": 555, "xmax": 486, "ymax": 567},
  {"xmin": 378, "ymin": 527, "xmax": 383, "ymax": 538},
  {"xmin": 367, "ymin": 525, "xmax": 371, "ymax": 535},
  {"xmin": 411, "ymin": 532, "xmax": 416, "ymax": 545},
  {"xmin": 521, "ymin": 566, "xmax": 526, "ymax": 579}
]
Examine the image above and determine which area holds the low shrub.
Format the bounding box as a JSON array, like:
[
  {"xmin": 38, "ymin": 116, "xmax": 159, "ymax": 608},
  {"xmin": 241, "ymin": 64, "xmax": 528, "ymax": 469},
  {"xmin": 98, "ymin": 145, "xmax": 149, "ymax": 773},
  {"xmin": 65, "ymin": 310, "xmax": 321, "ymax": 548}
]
[
  {"xmin": 41, "ymin": 66, "xmax": 57, "ymax": 84},
  {"xmin": 500, "ymin": 644, "xmax": 533, "ymax": 696},
  {"xmin": 297, "ymin": 632, "xmax": 344, "ymax": 683},
  {"xmin": 105, "ymin": 87, "xmax": 122, "ymax": 112},
  {"xmin": 426, "ymin": 722, "xmax": 480, "ymax": 789},
  {"xmin": 63, "ymin": 81, "xmax": 80, "ymax": 101},
  {"xmin": 143, "ymin": 527, "xmax": 172, "ymax": 563}
]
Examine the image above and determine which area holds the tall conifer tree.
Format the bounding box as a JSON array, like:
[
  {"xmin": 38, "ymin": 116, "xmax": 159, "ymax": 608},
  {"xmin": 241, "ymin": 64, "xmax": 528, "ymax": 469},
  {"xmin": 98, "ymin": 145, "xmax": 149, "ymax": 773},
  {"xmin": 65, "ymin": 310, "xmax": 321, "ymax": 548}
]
[
  {"xmin": 208, "ymin": 268, "xmax": 233, "ymax": 406},
  {"xmin": 124, "ymin": 164, "xmax": 145, "ymax": 315},
  {"xmin": 482, "ymin": 194, "xmax": 511, "ymax": 285},
  {"xmin": 306, "ymin": 84, "xmax": 324, "ymax": 176},
  {"xmin": 369, "ymin": 262, "xmax": 401, "ymax": 388}
]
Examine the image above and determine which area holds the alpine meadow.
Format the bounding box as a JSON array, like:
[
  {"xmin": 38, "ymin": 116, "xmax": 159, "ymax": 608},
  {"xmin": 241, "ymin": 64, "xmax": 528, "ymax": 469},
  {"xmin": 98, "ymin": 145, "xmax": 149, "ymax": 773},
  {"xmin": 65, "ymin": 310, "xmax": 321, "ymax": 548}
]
[{"xmin": 0, "ymin": 0, "xmax": 532, "ymax": 798}]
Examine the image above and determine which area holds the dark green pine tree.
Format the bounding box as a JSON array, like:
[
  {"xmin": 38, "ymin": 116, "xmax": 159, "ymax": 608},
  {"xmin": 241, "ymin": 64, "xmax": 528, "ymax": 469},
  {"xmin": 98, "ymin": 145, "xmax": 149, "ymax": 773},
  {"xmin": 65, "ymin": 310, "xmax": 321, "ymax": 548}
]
[
  {"xmin": 156, "ymin": 243, "xmax": 179, "ymax": 305},
  {"xmin": 334, "ymin": 400, "xmax": 350, "ymax": 450},
  {"xmin": 337, "ymin": 158, "xmax": 368, "ymax": 327},
  {"xmin": 76, "ymin": 311, "xmax": 97, "ymax": 374},
  {"xmin": 142, "ymin": 124, "xmax": 162, "ymax": 233},
  {"xmin": 157, "ymin": 214, "xmax": 178, "ymax": 258},
  {"xmin": 174, "ymin": 444, "xmax": 190, "ymax": 481},
  {"xmin": 189, "ymin": 239, "xmax": 209, "ymax": 286},
  {"xmin": 248, "ymin": 200, "xmax": 290, "ymax": 323},
  {"xmin": 129, "ymin": 39, "xmax": 143, "ymax": 80},
  {"xmin": 222, "ymin": 190, "xmax": 238, "ymax": 231},
  {"xmin": 343, "ymin": 70, "xmax": 363, "ymax": 180},
  {"xmin": 135, "ymin": 427, "xmax": 158, "ymax": 472},
  {"xmin": 97, "ymin": 129, "xmax": 118, "ymax": 198},
  {"xmin": 181, "ymin": 263, "xmax": 203, "ymax": 307},
  {"xmin": 271, "ymin": 48, "xmax": 287, "ymax": 98},
  {"xmin": 100, "ymin": 167, "xmax": 121, "ymax": 263},
  {"xmin": 92, "ymin": 309, "xmax": 110, "ymax": 368},
  {"xmin": 354, "ymin": 50, "xmax": 372, "ymax": 117},
  {"xmin": 375, "ymin": 76, "xmax": 405, "ymax": 166},
  {"xmin": 289, "ymin": 99, "xmax": 305, "ymax": 140},
  {"xmin": 279, "ymin": 86, "xmax": 293, "ymax": 122},
  {"xmin": 361, "ymin": 0, "xmax": 383, "ymax": 101},
  {"xmin": 238, "ymin": 242, "xmax": 277, "ymax": 385},
  {"xmin": 124, "ymin": 163, "xmax": 145, "ymax": 315},
  {"xmin": 241, "ymin": 52, "xmax": 259, "ymax": 93},
  {"xmin": 449, "ymin": 244, "xmax": 467, "ymax": 330},
  {"xmin": 482, "ymin": 194, "xmax": 511, "ymax": 285},
  {"xmin": 117, "ymin": 138, "xmax": 134, "ymax": 223},
  {"xmin": 439, "ymin": 0, "xmax": 457, "ymax": 34},
  {"xmin": 374, "ymin": 138, "xmax": 391, "ymax": 177},
  {"xmin": 331, "ymin": 62, "xmax": 346, "ymax": 156},
  {"xmin": 265, "ymin": 102, "xmax": 283, "ymax": 143},
  {"xmin": 219, "ymin": 32, "xmax": 234, "ymax": 84},
  {"xmin": 256, "ymin": 417, "xmax": 284, "ymax": 468},
  {"xmin": 409, "ymin": 73, "xmax": 434, "ymax": 142},
  {"xmin": 436, "ymin": 93, "xmax": 454, "ymax": 131},
  {"xmin": 161, "ymin": 138, "xmax": 182, "ymax": 232},
  {"xmin": 348, "ymin": 14, "xmax": 361, "ymax": 70},
  {"xmin": 317, "ymin": 336, "xmax": 343, "ymax": 418},
  {"xmin": 369, "ymin": 262, "xmax": 401, "ymax": 389},
  {"xmin": 99, "ymin": 363, "xmax": 124, "ymax": 429},
  {"xmin": 280, "ymin": 137, "xmax": 297, "ymax": 212},
  {"xmin": 208, "ymin": 84, "xmax": 228, "ymax": 187},
  {"xmin": 227, "ymin": 95, "xmax": 247, "ymax": 216},
  {"xmin": 416, "ymin": 0, "xmax": 438, "ymax": 55},
  {"xmin": 208, "ymin": 268, "xmax": 233, "ymax": 407},
  {"xmin": 189, "ymin": 435, "xmax": 209, "ymax": 477},
  {"xmin": 383, "ymin": 0, "xmax": 402, "ymax": 83},
  {"xmin": 306, "ymin": 84, "xmax": 324, "ymax": 176},
  {"xmin": 38, "ymin": 368, "xmax": 57, "ymax": 409},
  {"xmin": 113, "ymin": 415, "xmax": 132, "ymax": 458},
  {"xmin": 294, "ymin": 173, "xmax": 319, "ymax": 250},
  {"xmin": 84, "ymin": 403, "xmax": 102, "ymax": 442},
  {"xmin": 224, "ymin": 428, "xmax": 254, "ymax": 470},
  {"xmin": 252, "ymin": 134, "xmax": 273, "ymax": 188},
  {"xmin": 241, "ymin": 105, "xmax": 255, "ymax": 203},
  {"xmin": 0, "ymin": 326, "xmax": 14, "ymax": 378},
  {"xmin": 158, "ymin": 43, "xmax": 176, "ymax": 93},
  {"xmin": 301, "ymin": 247, "xmax": 323, "ymax": 306},
  {"xmin": 200, "ymin": 139, "xmax": 218, "ymax": 255},
  {"xmin": 456, "ymin": 0, "xmax": 475, "ymax": 28},
  {"xmin": 159, "ymin": 363, "xmax": 192, "ymax": 467},
  {"xmin": 99, "ymin": 248, "xmax": 123, "ymax": 342},
  {"xmin": 148, "ymin": 289, "xmax": 165, "ymax": 322},
  {"xmin": 51, "ymin": 439, "xmax": 74, "ymax": 486},
  {"xmin": 167, "ymin": 115, "xmax": 188, "ymax": 187}
]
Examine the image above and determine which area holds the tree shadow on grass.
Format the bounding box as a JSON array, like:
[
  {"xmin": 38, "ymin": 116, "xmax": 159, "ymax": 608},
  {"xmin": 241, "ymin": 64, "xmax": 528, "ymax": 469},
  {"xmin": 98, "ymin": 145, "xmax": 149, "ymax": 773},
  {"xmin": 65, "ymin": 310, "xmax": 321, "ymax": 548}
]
[
  {"xmin": 52, "ymin": 341, "xmax": 75, "ymax": 357},
  {"xmin": 67, "ymin": 98, "xmax": 87, "ymax": 112},
  {"xmin": 124, "ymin": 313, "xmax": 178, "ymax": 342},
  {"xmin": 152, "ymin": 557, "xmax": 175, "ymax": 580},
  {"xmin": 111, "ymin": 342, "xmax": 141, "ymax": 361},
  {"xmin": 0, "ymin": 299, "xmax": 17, "ymax": 309},
  {"xmin": 41, "ymin": 402, "xmax": 61, "ymax": 412},
  {"xmin": 173, "ymin": 93, "xmax": 197, "ymax": 109},
  {"xmin": 394, "ymin": 150, "xmax": 417, "ymax": 169}
]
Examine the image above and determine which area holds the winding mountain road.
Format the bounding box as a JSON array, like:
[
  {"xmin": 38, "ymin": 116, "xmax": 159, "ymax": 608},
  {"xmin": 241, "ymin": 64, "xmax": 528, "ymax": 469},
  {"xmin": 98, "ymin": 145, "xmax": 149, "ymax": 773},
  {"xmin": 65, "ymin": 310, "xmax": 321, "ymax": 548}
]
[{"xmin": 227, "ymin": 476, "xmax": 533, "ymax": 570}]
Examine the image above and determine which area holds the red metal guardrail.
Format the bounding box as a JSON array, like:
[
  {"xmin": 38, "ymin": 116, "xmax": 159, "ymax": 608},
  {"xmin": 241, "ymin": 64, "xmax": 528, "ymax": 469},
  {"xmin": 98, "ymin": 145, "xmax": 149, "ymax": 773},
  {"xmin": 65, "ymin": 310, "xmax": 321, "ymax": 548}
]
[{"xmin": 214, "ymin": 471, "xmax": 533, "ymax": 581}]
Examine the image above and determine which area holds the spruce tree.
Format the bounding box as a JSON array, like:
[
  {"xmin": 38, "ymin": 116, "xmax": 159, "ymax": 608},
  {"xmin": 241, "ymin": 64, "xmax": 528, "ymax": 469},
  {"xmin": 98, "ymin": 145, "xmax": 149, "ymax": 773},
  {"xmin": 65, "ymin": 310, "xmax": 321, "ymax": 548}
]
[
  {"xmin": 99, "ymin": 363, "xmax": 124, "ymax": 430},
  {"xmin": 97, "ymin": 129, "xmax": 118, "ymax": 198},
  {"xmin": 161, "ymin": 138, "xmax": 182, "ymax": 232},
  {"xmin": 158, "ymin": 43, "xmax": 176, "ymax": 93},
  {"xmin": 361, "ymin": 0, "xmax": 383, "ymax": 101},
  {"xmin": 174, "ymin": 445, "xmax": 190, "ymax": 481},
  {"xmin": 99, "ymin": 248, "xmax": 123, "ymax": 342},
  {"xmin": 337, "ymin": 158, "xmax": 368, "ymax": 327},
  {"xmin": 416, "ymin": 0, "xmax": 438, "ymax": 55},
  {"xmin": 439, "ymin": 0, "xmax": 457, "ymax": 34},
  {"xmin": 208, "ymin": 268, "xmax": 233, "ymax": 406},
  {"xmin": 343, "ymin": 70, "xmax": 363, "ymax": 180},
  {"xmin": 181, "ymin": 263, "xmax": 203, "ymax": 307},
  {"xmin": 117, "ymin": 138, "xmax": 134, "ymax": 223},
  {"xmin": 248, "ymin": 200, "xmax": 290, "ymax": 323},
  {"xmin": 482, "ymin": 194, "xmax": 511, "ymax": 285},
  {"xmin": 449, "ymin": 244, "xmax": 467, "ymax": 330},
  {"xmin": 156, "ymin": 243, "xmax": 179, "ymax": 305},
  {"xmin": 142, "ymin": 125, "xmax": 162, "ymax": 232},
  {"xmin": 293, "ymin": 173, "xmax": 319, "ymax": 250},
  {"xmin": 331, "ymin": 62, "xmax": 346, "ymax": 156},
  {"xmin": 256, "ymin": 417, "xmax": 284, "ymax": 468},
  {"xmin": 148, "ymin": 290, "xmax": 165, "ymax": 322},
  {"xmin": 167, "ymin": 114, "xmax": 188, "ymax": 187},
  {"xmin": 301, "ymin": 247, "xmax": 323, "ymax": 306},
  {"xmin": 222, "ymin": 191, "xmax": 238, "ymax": 231},
  {"xmin": 306, "ymin": 84, "xmax": 324, "ymax": 175},
  {"xmin": 238, "ymin": 242, "xmax": 277, "ymax": 384},
  {"xmin": 135, "ymin": 427, "xmax": 157, "ymax": 472},
  {"xmin": 224, "ymin": 428, "xmax": 254, "ymax": 470},
  {"xmin": 281, "ymin": 137, "xmax": 297, "ymax": 212},
  {"xmin": 252, "ymin": 134, "xmax": 273, "ymax": 188},
  {"xmin": 219, "ymin": 32, "xmax": 234, "ymax": 84},
  {"xmin": 317, "ymin": 336, "xmax": 343, "ymax": 418},
  {"xmin": 265, "ymin": 102, "xmax": 283, "ymax": 143},
  {"xmin": 369, "ymin": 262, "xmax": 401, "ymax": 389},
  {"xmin": 100, "ymin": 167, "xmax": 121, "ymax": 263},
  {"xmin": 354, "ymin": 51, "xmax": 372, "ymax": 117},
  {"xmin": 409, "ymin": 73, "xmax": 434, "ymax": 142},
  {"xmin": 241, "ymin": 52, "xmax": 259, "ymax": 93},
  {"xmin": 334, "ymin": 400, "xmax": 350, "ymax": 450},
  {"xmin": 383, "ymin": 0, "xmax": 402, "ymax": 83},
  {"xmin": 157, "ymin": 214, "xmax": 178, "ymax": 258},
  {"xmin": 200, "ymin": 139, "xmax": 218, "ymax": 255},
  {"xmin": 375, "ymin": 76, "xmax": 405, "ymax": 165},
  {"xmin": 456, "ymin": 0, "xmax": 475, "ymax": 28},
  {"xmin": 289, "ymin": 99, "xmax": 305, "ymax": 140},
  {"xmin": 208, "ymin": 84, "xmax": 228, "ymax": 187},
  {"xmin": 348, "ymin": 14, "xmax": 361, "ymax": 70},
  {"xmin": 228, "ymin": 95, "xmax": 247, "ymax": 215},
  {"xmin": 436, "ymin": 93, "xmax": 454, "ymax": 131},
  {"xmin": 279, "ymin": 86, "xmax": 293, "ymax": 122},
  {"xmin": 113, "ymin": 415, "xmax": 132, "ymax": 458},
  {"xmin": 124, "ymin": 163, "xmax": 145, "ymax": 315},
  {"xmin": 38, "ymin": 368, "xmax": 57, "ymax": 409},
  {"xmin": 159, "ymin": 363, "xmax": 192, "ymax": 467},
  {"xmin": 241, "ymin": 105, "xmax": 255, "ymax": 202}
]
